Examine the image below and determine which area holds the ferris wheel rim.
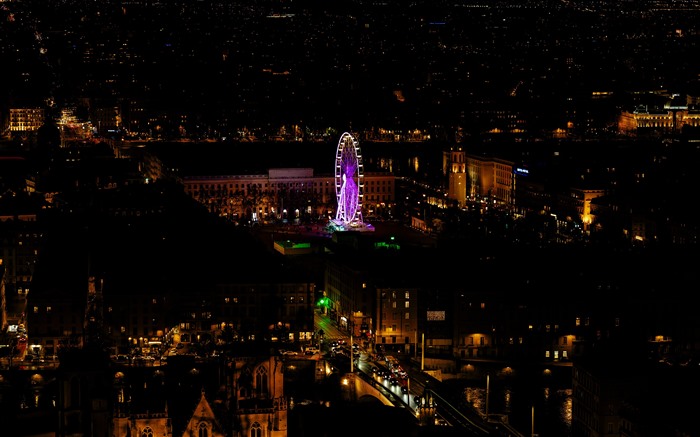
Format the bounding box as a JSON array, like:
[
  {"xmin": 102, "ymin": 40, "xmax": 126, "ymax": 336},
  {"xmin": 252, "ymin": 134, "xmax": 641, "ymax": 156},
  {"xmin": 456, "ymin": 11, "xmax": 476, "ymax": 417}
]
[{"xmin": 334, "ymin": 132, "xmax": 363, "ymax": 224}]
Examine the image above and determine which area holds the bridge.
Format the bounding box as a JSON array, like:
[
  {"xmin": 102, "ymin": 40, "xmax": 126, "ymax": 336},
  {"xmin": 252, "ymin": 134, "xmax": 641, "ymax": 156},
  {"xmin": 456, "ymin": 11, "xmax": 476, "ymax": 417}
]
[
  {"xmin": 339, "ymin": 372, "xmax": 408, "ymax": 408},
  {"xmin": 339, "ymin": 365, "xmax": 526, "ymax": 437}
]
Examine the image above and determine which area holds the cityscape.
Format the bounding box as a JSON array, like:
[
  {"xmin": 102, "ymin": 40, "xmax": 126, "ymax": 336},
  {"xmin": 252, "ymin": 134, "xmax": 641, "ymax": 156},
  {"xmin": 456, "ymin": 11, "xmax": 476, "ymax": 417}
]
[{"xmin": 1, "ymin": 0, "xmax": 700, "ymax": 436}]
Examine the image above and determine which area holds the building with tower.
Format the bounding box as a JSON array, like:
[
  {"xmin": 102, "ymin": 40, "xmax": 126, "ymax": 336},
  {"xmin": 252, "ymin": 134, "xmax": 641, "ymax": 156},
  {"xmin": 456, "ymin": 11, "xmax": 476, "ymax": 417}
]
[
  {"xmin": 444, "ymin": 146, "xmax": 467, "ymax": 206},
  {"xmin": 443, "ymin": 146, "xmax": 514, "ymax": 206}
]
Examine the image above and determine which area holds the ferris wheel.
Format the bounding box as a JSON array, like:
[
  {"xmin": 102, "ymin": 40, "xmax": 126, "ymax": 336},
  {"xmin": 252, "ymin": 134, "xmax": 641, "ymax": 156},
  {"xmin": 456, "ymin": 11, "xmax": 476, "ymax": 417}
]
[{"xmin": 334, "ymin": 132, "xmax": 364, "ymax": 225}]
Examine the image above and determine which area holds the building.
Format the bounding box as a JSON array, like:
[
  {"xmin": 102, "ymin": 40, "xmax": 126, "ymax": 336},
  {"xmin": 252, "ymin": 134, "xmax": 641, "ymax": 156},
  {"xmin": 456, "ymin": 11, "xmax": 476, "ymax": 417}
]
[
  {"xmin": 444, "ymin": 146, "xmax": 468, "ymax": 207},
  {"xmin": 181, "ymin": 168, "xmax": 395, "ymax": 225},
  {"xmin": 228, "ymin": 354, "xmax": 288, "ymax": 437},
  {"xmin": 375, "ymin": 287, "xmax": 418, "ymax": 355},
  {"xmin": 466, "ymin": 153, "xmax": 514, "ymax": 205},
  {"xmin": 9, "ymin": 108, "xmax": 45, "ymax": 133},
  {"xmin": 618, "ymin": 93, "xmax": 700, "ymax": 135}
]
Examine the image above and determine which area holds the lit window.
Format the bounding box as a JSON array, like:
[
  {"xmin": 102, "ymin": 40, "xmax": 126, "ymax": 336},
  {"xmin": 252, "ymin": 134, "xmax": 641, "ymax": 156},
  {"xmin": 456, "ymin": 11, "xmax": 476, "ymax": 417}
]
[
  {"xmin": 46, "ymin": 306, "xmax": 52, "ymax": 313},
  {"xmin": 404, "ymin": 301, "xmax": 409, "ymax": 308},
  {"xmin": 405, "ymin": 312, "xmax": 409, "ymax": 319},
  {"xmin": 575, "ymin": 317, "xmax": 581, "ymax": 327},
  {"xmin": 480, "ymin": 302, "xmax": 486, "ymax": 309},
  {"xmin": 405, "ymin": 292, "xmax": 410, "ymax": 299}
]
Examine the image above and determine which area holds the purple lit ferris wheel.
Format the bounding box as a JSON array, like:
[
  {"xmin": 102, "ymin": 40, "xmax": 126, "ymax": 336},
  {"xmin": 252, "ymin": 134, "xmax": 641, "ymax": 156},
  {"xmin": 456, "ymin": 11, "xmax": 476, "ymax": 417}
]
[{"xmin": 334, "ymin": 132, "xmax": 364, "ymax": 225}]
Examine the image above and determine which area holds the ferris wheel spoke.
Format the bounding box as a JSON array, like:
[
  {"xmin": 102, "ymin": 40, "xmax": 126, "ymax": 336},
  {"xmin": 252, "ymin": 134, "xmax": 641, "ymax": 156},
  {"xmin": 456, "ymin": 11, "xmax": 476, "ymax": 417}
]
[{"xmin": 333, "ymin": 132, "xmax": 364, "ymax": 226}]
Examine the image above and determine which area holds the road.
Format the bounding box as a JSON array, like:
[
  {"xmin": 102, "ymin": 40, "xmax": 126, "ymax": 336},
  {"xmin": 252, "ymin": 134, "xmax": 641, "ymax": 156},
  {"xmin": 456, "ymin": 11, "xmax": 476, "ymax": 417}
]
[{"xmin": 314, "ymin": 309, "xmax": 522, "ymax": 436}]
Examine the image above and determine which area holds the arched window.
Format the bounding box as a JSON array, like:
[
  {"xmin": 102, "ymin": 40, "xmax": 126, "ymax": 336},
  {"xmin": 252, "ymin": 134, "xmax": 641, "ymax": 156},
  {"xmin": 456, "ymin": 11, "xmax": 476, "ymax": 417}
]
[
  {"xmin": 251, "ymin": 422, "xmax": 262, "ymax": 437},
  {"xmin": 255, "ymin": 366, "xmax": 268, "ymax": 397},
  {"xmin": 198, "ymin": 422, "xmax": 209, "ymax": 437},
  {"xmin": 141, "ymin": 426, "xmax": 154, "ymax": 437}
]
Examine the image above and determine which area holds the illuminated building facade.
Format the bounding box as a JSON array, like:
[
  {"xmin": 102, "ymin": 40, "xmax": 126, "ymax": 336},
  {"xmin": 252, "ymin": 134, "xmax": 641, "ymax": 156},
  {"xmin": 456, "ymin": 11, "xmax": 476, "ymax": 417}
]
[
  {"xmin": 8, "ymin": 108, "xmax": 45, "ymax": 132},
  {"xmin": 375, "ymin": 287, "xmax": 418, "ymax": 355},
  {"xmin": 618, "ymin": 94, "xmax": 700, "ymax": 135},
  {"xmin": 182, "ymin": 168, "xmax": 395, "ymax": 224},
  {"xmin": 444, "ymin": 146, "xmax": 468, "ymax": 206},
  {"xmin": 466, "ymin": 153, "xmax": 514, "ymax": 205},
  {"xmin": 228, "ymin": 355, "xmax": 288, "ymax": 437}
]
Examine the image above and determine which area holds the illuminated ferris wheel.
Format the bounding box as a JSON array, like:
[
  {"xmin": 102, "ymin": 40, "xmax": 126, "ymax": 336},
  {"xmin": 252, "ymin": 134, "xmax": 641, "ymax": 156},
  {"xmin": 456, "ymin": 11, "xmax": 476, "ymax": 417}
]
[{"xmin": 334, "ymin": 132, "xmax": 364, "ymax": 225}]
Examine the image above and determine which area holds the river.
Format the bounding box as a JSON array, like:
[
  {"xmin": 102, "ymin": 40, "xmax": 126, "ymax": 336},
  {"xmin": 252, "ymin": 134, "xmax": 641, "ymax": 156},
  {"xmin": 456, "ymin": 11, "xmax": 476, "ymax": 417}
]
[{"xmin": 439, "ymin": 361, "xmax": 572, "ymax": 437}]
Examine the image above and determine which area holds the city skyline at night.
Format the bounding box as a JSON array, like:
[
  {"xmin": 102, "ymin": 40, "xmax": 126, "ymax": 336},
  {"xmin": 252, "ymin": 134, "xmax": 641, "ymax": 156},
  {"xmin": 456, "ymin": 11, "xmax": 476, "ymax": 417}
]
[{"xmin": 1, "ymin": 1, "xmax": 700, "ymax": 436}]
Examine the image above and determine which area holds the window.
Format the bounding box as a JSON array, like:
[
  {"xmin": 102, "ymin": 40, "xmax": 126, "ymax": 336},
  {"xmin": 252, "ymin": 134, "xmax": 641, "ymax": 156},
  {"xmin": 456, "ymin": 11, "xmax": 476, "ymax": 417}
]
[
  {"xmin": 255, "ymin": 366, "xmax": 268, "ymax": 397},
  {"xmin": 198, "ymin": 423, "xmax": 209, "ymax": 437},
  {"xmin": 251, "ymin": 422, "xmax": 262, "ymax": 437},
  {"xmin": 141, "ymin": 427, "xmax": 154, "ymax": 437},
  {"xmin": 405, "ymin": 312, "xmax": 409, "ymax": 319},
  {"xmin": 404, "ymin": 301, "xmax": 410, "ymax": 308},
  {"xmin": 405, "ymin": 292, "xmax": 410, "ymax": 299}
]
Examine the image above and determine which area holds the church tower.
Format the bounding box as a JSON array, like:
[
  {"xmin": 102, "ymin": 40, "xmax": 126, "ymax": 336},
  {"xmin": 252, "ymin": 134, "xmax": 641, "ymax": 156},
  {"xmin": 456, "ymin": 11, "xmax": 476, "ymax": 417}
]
[{"xmin": 57, "ymin": 276, "xmax": 112, "ymax": 437}]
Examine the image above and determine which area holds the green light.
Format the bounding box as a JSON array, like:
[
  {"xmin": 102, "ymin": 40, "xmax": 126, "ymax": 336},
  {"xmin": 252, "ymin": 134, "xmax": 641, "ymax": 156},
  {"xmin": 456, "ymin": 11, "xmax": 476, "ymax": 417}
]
[{"xmin": 317, "ymin": 297, "xmax": 330, "ymax": 308}]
